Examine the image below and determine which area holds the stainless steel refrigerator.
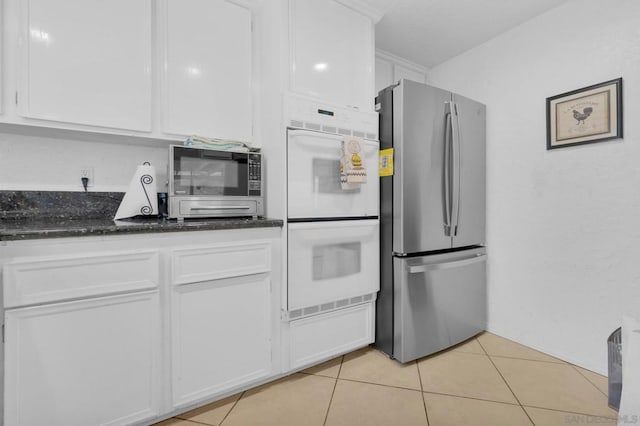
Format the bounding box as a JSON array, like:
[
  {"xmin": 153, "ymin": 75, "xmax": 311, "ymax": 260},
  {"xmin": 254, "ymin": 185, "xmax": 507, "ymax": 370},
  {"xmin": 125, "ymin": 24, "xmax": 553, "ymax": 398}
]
[{"xmin": 376, "ymin": 79, "xmax": 487, "ymax": 363}]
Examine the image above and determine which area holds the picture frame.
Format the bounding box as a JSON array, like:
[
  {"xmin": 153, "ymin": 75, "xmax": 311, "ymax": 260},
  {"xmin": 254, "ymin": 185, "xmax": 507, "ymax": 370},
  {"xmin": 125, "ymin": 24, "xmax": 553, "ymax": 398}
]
[{"xmin": 546, "ymin": 78, "xmax": 623, "ymax": 150}]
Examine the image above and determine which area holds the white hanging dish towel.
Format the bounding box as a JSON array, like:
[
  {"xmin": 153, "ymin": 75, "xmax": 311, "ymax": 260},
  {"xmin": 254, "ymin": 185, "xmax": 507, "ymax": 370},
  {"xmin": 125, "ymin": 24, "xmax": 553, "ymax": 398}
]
[
  {"xmin": 340, "ymin": 136, "xmax": 367, "ymax": 190},
  {"xmin": 114, "ymin": 162, "xmax": 158, "ymax": 220}
]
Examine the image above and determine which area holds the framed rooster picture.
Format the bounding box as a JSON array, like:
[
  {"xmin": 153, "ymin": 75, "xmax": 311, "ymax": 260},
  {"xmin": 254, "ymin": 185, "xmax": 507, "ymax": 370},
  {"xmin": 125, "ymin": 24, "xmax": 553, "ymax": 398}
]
[{"xmin": 546, "ymin": 78, "xmax": 623, "ymax": 150}]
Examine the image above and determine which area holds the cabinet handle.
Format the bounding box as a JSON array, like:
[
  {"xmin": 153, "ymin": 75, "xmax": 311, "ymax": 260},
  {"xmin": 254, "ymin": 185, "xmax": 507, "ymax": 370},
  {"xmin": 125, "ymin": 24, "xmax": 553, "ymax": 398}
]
[{"xmin": 190, "ymin": 206, "xmax": 251, "ymax": 210}]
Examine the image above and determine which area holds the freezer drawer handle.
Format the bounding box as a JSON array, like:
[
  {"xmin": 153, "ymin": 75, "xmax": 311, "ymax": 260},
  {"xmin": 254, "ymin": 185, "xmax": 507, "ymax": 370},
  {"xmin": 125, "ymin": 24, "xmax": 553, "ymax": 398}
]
[{"xmin": 408, "ymin": 254, "xmax": 486, "ymax": 273}]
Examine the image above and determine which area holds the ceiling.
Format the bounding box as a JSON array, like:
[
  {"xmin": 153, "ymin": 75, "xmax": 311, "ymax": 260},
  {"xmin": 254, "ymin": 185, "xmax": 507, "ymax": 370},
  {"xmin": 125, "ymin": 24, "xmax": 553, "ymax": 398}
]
[{"xmin": 375, "ymin": 0, "xmax": 570, "ymax": 68}]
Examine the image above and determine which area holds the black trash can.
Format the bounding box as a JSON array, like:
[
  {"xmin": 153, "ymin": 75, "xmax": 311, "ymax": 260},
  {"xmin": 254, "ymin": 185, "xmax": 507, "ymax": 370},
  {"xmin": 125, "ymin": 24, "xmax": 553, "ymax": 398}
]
[{"xmin": 607, "ymin": 327, "xmax": 622, "ymax": 410}]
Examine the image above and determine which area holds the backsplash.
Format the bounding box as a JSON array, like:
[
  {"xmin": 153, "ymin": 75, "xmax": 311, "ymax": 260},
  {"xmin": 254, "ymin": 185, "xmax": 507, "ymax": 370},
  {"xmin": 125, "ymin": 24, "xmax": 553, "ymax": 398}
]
[
  {"xmin": 0, "ymin": 191, "xmax": 124, "ymax": 220},
  {"xmin": 0, "ymin": 131, "xmax": 168, "ymax": 193}
]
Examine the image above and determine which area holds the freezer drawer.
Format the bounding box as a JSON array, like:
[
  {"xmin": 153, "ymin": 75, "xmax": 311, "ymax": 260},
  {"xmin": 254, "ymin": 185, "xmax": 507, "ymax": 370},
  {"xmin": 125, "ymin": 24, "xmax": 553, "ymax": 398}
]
[{"xmin": 393, "ymin": 247, "xmax": 486, "ymax": 363}]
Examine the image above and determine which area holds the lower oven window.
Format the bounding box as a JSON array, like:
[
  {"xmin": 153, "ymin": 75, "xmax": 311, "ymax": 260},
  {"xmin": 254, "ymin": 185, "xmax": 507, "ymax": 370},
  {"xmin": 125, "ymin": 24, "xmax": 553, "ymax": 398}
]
[{"xmin": 312, "ymin": 242, "xmax": 361, "ymax": 281}]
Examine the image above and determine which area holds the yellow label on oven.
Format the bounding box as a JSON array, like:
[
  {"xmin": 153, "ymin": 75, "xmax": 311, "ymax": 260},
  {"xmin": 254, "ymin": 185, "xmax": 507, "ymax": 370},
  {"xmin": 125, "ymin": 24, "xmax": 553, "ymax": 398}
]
[{"xmin": 379, "ymin": 148, "xmax": 394, "ymax": 176}]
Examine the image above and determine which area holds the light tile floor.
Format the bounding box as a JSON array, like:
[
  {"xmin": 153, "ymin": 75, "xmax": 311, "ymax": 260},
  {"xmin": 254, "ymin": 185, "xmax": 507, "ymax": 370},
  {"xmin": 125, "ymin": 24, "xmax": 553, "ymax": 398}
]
[{"xmin": 155, "ymin": 332, "xmax": 616, "ymax": 426}]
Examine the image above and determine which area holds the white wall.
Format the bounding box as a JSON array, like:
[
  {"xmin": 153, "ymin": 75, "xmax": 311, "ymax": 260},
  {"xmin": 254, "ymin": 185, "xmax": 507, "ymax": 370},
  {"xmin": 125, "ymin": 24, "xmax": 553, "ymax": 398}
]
[
  {"xmin": 0, "ymin": 129, "xmax": 168, "ymax": 192},
  {"xmin": 427, "ymin": 0, "xmax": 640, "ymax": 373}
]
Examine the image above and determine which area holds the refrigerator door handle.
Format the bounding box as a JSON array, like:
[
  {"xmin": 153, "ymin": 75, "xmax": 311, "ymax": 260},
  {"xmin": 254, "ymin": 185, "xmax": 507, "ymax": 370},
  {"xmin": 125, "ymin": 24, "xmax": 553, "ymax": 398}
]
[
  {"xmin": 451, "ymin": 102, "xmax": 461, "ymax": 236},
  {"xmin": 407, "ymin": 254, "xmax": 486, "ymax": 273},
  {"xmin": 443, "ymin": 107, "xmax": 453, "ymax": 236}
]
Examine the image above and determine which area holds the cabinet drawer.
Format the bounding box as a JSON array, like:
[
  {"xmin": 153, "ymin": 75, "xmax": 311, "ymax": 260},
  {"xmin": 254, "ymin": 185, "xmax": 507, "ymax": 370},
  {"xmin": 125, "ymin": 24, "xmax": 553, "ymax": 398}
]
[
  {"xmin": 288, "ymin": 302, "xmax": 374, "ymax": 370},
  {"xmin": 172, "ymin": 241, "xmax": 271, "ymax": 285},
  {"xmin": 3, "ymin": 250, "xmax": 159, "ymax": 308}
]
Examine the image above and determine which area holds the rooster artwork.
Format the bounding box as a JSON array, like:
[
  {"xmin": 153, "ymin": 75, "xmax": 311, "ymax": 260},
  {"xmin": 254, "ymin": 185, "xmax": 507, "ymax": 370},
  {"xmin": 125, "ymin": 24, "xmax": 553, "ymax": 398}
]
[{"xmin": 572, "ymin": 107, "xmax": 593, "ymax": 124}]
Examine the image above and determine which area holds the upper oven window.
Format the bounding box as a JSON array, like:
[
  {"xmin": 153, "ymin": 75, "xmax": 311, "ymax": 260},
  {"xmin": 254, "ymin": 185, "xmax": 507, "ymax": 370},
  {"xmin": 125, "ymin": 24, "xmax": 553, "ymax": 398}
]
[
  {"xmin": 312, "ymin": 158, "xmax": 359, "ymax": 194},
  {"xmin": 173, "ymin": 147, "xmax": 248, "ymax": 196}
]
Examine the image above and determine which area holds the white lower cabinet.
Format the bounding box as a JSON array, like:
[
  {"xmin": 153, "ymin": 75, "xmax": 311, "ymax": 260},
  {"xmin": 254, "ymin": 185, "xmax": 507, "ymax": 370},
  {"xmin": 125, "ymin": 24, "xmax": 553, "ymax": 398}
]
[
  {"xmin": 4, "ymin": 291, "xmax": 162, "ymax": 426},
  {"xmin": 1, "ymin": 228, "xmax": 281, "ymax": 425},
  {"xmin": 172, "ymin": 274, "xmax": 272, "ymax": 407}
]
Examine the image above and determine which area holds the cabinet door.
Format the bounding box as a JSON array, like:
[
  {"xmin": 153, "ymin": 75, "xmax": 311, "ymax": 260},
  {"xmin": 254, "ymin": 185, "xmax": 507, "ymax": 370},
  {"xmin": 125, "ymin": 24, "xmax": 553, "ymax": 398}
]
[
  {"xmin": 290, "ymin": 0, "xmax": 373, "ymax": 110},
  {"xmin": 163, "ymin": 0, "xmax": 252, "ymax": 142},
  {"xmin": 19, "ymin": 0, "xmax": 152, "ymax": 131},
  {"xmin": 4, "ymin": 291, "xmax": 162, "ymax": 426},
  {"xmin": 172, "ymin": 274, "xmax": 272, "ymax": 407}
]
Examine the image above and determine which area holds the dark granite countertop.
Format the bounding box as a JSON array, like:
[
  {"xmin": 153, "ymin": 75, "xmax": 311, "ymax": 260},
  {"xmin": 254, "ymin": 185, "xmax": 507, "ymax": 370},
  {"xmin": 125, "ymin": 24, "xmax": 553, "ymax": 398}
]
[
  {"xmin": 0, "ymin": 191, "xmax": 282, "ymax": 241},
  {"xmin": 0, "ymin": 216, "xmax": 283, "ymax": 241}
]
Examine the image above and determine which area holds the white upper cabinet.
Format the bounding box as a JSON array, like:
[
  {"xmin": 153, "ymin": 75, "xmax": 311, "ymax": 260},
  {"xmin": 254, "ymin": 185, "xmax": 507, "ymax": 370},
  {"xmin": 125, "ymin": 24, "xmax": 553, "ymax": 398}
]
[
  {"xmin": 18, "ymin": 0, "xmax": 152, "ymax": 131},
  {"xmin": 289, "ymin": 0, "xmax": 374, "ymax": 111},
  {"xmin": 163, "ymin": 0, "xmax": 253, "ymax": 142}
]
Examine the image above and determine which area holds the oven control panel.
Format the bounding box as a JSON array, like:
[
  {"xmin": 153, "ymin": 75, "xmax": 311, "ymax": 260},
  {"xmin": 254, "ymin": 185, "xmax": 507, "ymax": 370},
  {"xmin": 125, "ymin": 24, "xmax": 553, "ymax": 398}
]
[{"xmin": 284, "ymin": 93, "xmax": 379, "ymax": 140}]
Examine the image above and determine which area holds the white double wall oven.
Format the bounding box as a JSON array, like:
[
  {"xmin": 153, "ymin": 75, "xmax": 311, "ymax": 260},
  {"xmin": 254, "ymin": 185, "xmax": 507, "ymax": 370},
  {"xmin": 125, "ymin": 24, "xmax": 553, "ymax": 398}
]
[
  {"xmin": 283, "ymin": 94, "xmax": 380, "ymax": 370},
  {"xmin": 287, "ymin": 129, "xmax": 379, "ymax": 310}
]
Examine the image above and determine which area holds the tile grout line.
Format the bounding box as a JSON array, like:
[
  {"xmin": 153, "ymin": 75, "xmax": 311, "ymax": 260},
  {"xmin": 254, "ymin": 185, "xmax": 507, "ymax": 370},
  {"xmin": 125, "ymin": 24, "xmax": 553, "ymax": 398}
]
[
  {"xmin": 174, "ymin": 414, "xmax": 218, "ymax": 425},
  {"xmin": 521, "ymin": 403, "xmax": 618, "ymax": 420},
  {"xmin": 337, "ymin": 376, "xmax": 424, "ymax": 393},
  {"xmin": 174, "ymin": 419, "xmax": 217, "ymax": 426},
  {"xmin": 335, "ymin": 374, "xmax": 523, "ymax": 407},
  {"xmin": 421, "ymin": 389, "xmax": 521, "ymax": 407},
  {"xmin": 476, "ymin": 338, "xmax": 537, "ymax": 426},
  {"xmin": 298, "ymin": 370, "xmax": 339, "ymax": 379},
  {"xmin": 322, "ymin": 355, "xmax": 344, "ymax": 426},
  {"xmin": 453, "ymin": 351, "xmax": 566, "ymax": 364},
  {"xmin": 490, "ymin": 354, "xmax": 565, "ymax": 364},
  {"xmin": 481, "ymin": 337, "xmax": 614, "ymax": 421},
  {"xmin": 570, "ymin": 364, "xmax": 609, "ymax": 398},
  {"xmin": 457, "ymin": 338, "xmax": 565, "ymax": 363},
  {"xmin": 218, "ymin": 391, "xmax": 245, "ymax": 426},
  {"xmin": 473, "ymin": 336, "xmax": 489, "ymax": 357},
  {"xmin": 415, "ymin": 360, "xmax": 431, "ymax": 426},
  {"xmin": 476, "ymin": 337, "xmax": 488, "ymax": 355},
  {"xmin": 478, "ymin": 333, "xmax": 566, "ymax": 364}
]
